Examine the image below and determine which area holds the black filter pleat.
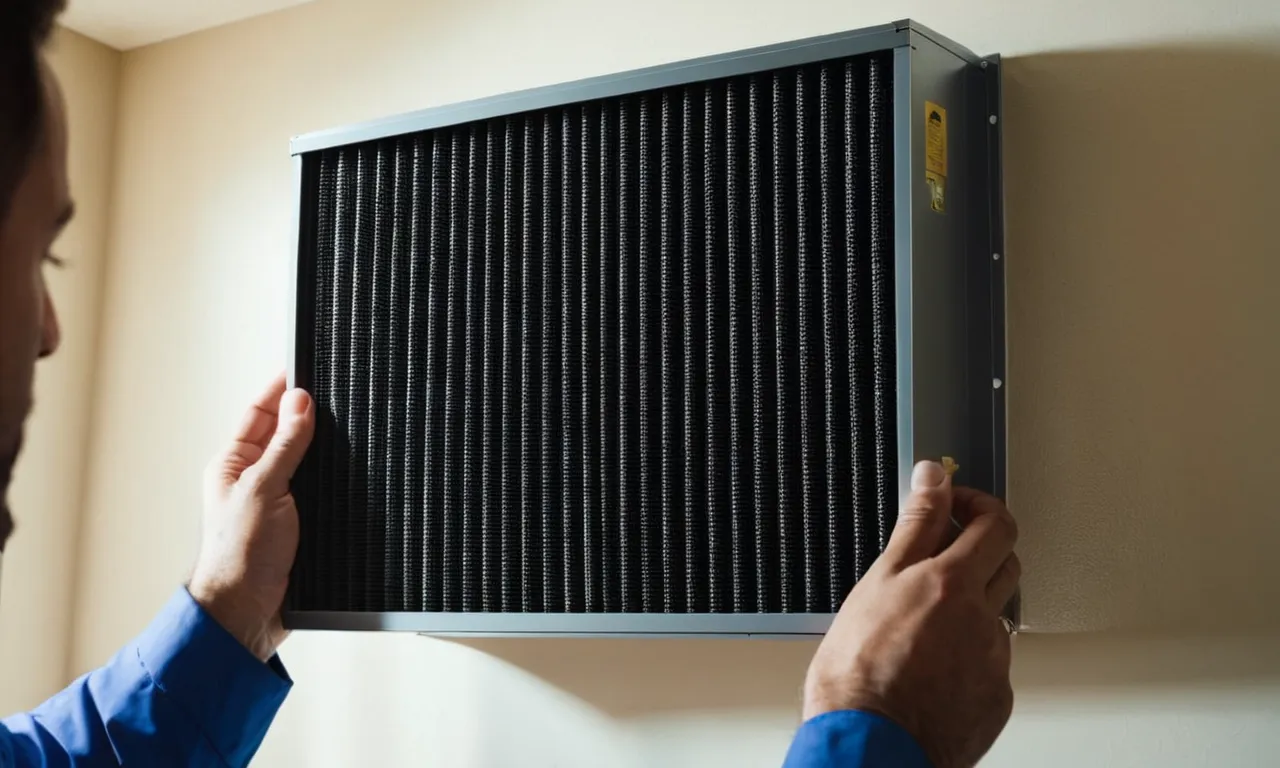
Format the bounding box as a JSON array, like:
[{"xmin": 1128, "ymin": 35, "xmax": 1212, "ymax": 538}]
[
  {"xmin": 461, "ymin": 129, "xmax": 484, "ymax": 612},
  {"xmin": 541, "ymin": 112, "xmax": 563, "ymax": 614},
  {"xmin": 658, "ymin": 92, "xmax": 683, "ymax": 614},
  {"xmin": 365, "ymin": 142, "xmax": 392, "ymax": 613},
  {"xmin": 598, "ymin": 104, "xmax": 621, "ymax": 613},
  {"xmin": 561, "ymin": 109, "xmax": 584, "ymax": 613},
  {"xmin": 618, "ymin": 98, "xmax": 640, "ymax": 612},
  {"xmin": 771, "ymin": 73, "xmax": 801, "ymax": 614},
  {"xmin": 843, "ymin": 61, "xmax": 874, "ymax": 589},
  {"xmin": 349, "ymin": 146, "xmax": 374, "ymax": 613},
  {"xmin": 638, "ymin": 95, "xmax": 659, "ymax": 612},
  {"xmin": 303, "ymin": 152, "xmax": 336, "ymax": 609},
  {"xmin": 382, "ymin": 139, "xmax": 412, "ymax": 612},
  {"xmin": 402, "ymin": 137, "xmax": 429, "ymax": 612},
  {"xmin": 500, "ymin": 120, "xmax": 522, "ymax": 612},
  {"xmin": 580, "ymin": 105, "xmax": 603, "ymax": 613},
  {"xmin": 442, "ymin": 132, "xmax": 466, "ymax": 612},
  {"xmin": 818, "ymin": 65, "xmax": 851, "ymax": 612},
  {"xmin": 747, "ymin": 76, "xmax": 776, "ymax": 614},
  {"xmin": 868, "ymin": 57, "xmax": 897, "ymax": 552},
  {"xmin": 702, "ymin": 84, "xmax": 730, "ymax": 614},
  {"xmin": 520, "ymin": 116, "xmax": 543, "ymax": 613},
  {"xmin": 681, "ymin": 88, "xmax": 705, "ymax": 615},
  {"xmin": 292, "ymin": 50, "xmax": 897, "ymax": 618},
  {"xmin": 423, "ymin": 135, "xmax": 450, "ymax": 612},
  {"xmin": 330, "ymin": 149, "xmax": 357, "ymax": 610},
  {"xmin": 795, "ymin": 68, "xmax": 826, "ymax": 613},
  {"xmin": 481, "ymin": 125, "xmax": 504, "ymax": 612},
  {"xmin": 725, "ymin": 79, "xmax": 754, "ymax": 614}
]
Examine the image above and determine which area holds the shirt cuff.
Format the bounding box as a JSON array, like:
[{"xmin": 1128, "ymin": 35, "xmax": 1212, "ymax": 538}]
[
  {"xmin": 133, "ymin": 587, "xmax": 292, "ymax": 766},
  {"xmin": 783, "ymin": 710, "xmax": 934, "ymax": 768}
]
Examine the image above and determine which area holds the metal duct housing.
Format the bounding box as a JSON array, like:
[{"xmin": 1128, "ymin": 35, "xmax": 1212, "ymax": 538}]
[{"xmin": 285, "ymin": 19, "xmax": 1006, "ymax": 636}]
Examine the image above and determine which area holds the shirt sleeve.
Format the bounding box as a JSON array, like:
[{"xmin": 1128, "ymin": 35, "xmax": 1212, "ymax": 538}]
[
  {"xmin": 0, "ymin": 587, "xmax": 291, "ymax": 768},
  {"xmin": 782, "ymin": 710, "xmax": 934, "ymax": 768}
]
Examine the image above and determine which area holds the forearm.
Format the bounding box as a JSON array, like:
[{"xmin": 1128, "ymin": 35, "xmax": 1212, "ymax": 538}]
[{"xmin": 0, "ymin": 588, "xmax": 291, "ymax": 767}]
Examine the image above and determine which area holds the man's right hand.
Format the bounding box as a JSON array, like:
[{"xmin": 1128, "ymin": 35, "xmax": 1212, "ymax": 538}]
[{"xmin": 803, "ymin": 460, "xmax": 1021, "ymax": 768}]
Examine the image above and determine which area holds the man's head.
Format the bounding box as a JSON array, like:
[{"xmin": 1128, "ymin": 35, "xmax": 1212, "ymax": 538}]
[{"xmin": 0, "ymin": 0, "xmax": 71, "ymax": 550}]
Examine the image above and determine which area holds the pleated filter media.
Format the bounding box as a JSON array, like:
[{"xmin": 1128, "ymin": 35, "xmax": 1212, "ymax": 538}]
[{"xmin": 285, "ymin": 20, "xmax": 1007, "ymax": 635}]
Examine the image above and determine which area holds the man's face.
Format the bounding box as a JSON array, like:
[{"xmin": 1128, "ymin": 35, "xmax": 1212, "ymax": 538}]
[{"xmin": 0, "ymin": 62, "xmax": 70, "ymax": 549}]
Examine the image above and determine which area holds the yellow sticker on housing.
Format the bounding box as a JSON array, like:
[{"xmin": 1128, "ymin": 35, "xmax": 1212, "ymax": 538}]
[
  {"xmin": 925, "ymin": 102, "xmax": 947, "ymax": 176},
  {"xmin": 925, "ymin": 101, "xmax": 947, "ymax": 213}
]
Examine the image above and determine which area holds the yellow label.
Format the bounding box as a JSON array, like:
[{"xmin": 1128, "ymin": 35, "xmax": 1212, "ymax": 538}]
[
  {"xmin": 925, "ymin": 101, "xmax": 947, "ymax": 177},
  {"xmin": 924, "ymin": 101, "xmax": 947, "ymax": 213}
]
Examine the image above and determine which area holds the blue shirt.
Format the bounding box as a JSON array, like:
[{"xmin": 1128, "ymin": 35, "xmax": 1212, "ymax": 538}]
[
  {"xmin": 783, "ymin": 710, "xmax": 933, "ymax": 767},
  {"xmin": 0, "ymin": 589, "xmax": 930, "ymax": 767},
  {"xmin": 0, "ymin": 588, "xmax": 289, "ymax": 767}
]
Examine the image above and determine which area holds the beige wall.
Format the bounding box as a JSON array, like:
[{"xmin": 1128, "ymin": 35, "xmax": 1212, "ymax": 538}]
[
  {"xmin": 46, "ymin": 0, "xmax": 1280, "ymax": 764},
  {"xmin": 0, "ymin": 29, "xmax": 120, "ymax": 713}
]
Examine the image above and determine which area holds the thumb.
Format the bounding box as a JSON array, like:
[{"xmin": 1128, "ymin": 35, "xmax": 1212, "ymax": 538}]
[
  {"xmin": 253, "ymin": 388, "xmax": 315, "ymax": 491},
  {"xmin": 881, "ymin": 460, "xmax": 952, "ymax": 569}
]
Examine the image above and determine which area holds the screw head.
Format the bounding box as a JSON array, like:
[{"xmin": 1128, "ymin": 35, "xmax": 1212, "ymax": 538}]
[
  {"xmin": 989, "ymin": 114, "xmax": 999, "ymax": 125},
  {"xmin": 993, "ymin": 252, "xmax": 1002, "ymax": 261},
  {"xmin": 993, "ymin": 378, "xmax": 1004, "ymax": 389}
]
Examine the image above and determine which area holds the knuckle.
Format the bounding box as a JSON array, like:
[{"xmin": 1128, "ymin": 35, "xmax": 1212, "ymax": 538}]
[
  {"xmin": 905, "ymin": 486, "xmax": 948, "ymax": 514},
  {"xmin": 927, "ymin": 563, "xmax": 967, "ymax": 602},
  {"xmin": 239, "ymin": 465, "xmax": 269, "ymax": 494},
  {"xmin": 989, "ymin": 510, "xmax": 1018, "ymax": 545},
  {"xmin": 1006, "ymin": 553, "xmax": 1023, "ymax": 582}
]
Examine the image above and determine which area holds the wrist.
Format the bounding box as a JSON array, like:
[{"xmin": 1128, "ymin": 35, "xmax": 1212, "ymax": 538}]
[{"xmin": 187, "ymin": 578, "xmax": 279, "ymax": 663}]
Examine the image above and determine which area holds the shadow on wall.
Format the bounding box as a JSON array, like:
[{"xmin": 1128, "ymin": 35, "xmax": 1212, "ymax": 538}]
[
  {"xmin": 1001, "ymin": 42, "xmax": 1280, "ymax": 635},
  {"xmin": 461, "ymin": 636, "xmax": 817, "ymax": 718}
]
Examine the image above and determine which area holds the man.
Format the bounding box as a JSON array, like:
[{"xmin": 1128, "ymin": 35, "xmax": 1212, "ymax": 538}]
[
  {"xmin": 2, "ymin": 2, "xmax": 314, "ymax": 764},
  {"xmin": 0, "ymin": 0, "xmax": 1020, "ymax": 765}
]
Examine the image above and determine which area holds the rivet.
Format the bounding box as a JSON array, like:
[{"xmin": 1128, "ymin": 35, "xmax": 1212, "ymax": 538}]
[
  {"xmin": 993, "ymin": 252, "xmax": 1001, "ymax": 261},
  {"xmin": 989, "ymin": 114, "xmax": 999, "ymax": 125},
  {"xmin": 993, "ymin": 378, "xmax": 1004, "ymax": 389}
]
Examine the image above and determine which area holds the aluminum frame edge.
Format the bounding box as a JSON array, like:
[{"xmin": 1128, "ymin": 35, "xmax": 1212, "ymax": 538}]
[{"xmin": 288, "ymin": 22, "xmax": 916, "ymax": 156}]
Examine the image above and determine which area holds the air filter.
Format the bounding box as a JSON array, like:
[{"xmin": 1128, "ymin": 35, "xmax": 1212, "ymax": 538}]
[{"xmin": 284, "ymin": 19, "xmax": 1006, "ymax": 636}]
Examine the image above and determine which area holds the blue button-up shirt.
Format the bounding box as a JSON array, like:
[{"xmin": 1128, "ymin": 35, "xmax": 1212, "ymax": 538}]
[
  {"xmin": 0, "ymin": 590, "xmax": 930, "ymax": 767},
  {"xmin": 0, "ymin": 588, "xmax": 289, "ymax": 767}
]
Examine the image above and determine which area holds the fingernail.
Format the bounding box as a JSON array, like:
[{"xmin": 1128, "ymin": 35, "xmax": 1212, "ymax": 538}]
[
  {"xmin": 283, "ymin": 389, "xmax": 311, "ymax": 418},
  {"xmin": 911, "ymin": 461, "xmax": 946, "ymax": 489}
]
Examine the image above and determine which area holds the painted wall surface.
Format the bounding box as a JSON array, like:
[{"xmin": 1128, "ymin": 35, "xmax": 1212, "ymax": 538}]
[
  {"xmin": 0, "ymin": 28, "xmax": 120, "ymax": 713},
  {"xmin": 29, "ymin": 0, "xmax": 1280, "ymax": 764}
]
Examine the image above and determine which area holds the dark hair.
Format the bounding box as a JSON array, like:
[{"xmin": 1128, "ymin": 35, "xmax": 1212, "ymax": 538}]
[{"xmin": 0, "ymin": 0, "xmax": 67, "ymax": 221}]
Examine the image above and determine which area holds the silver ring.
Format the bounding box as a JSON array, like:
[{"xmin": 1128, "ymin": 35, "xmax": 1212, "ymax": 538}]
[{"xmin": 999, "ymin": 616, "xmax": 1017, "ymax": 636}]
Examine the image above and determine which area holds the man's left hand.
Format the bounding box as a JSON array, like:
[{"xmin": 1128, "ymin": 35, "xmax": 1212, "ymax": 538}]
[{"xmin": 189, "ymin": 373, "xmax": 315, "ymax": 662}]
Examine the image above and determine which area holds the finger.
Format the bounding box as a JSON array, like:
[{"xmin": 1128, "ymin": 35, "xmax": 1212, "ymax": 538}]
[
  {"xmin": 939, "ymin": 490, "xmax": 1017, "ymax": 582},
  {"xmin": 881, "ymin": 461, "xmax": 953, "ymax": 569},
  {"xmin": 986, "ymin": 552, "xmax": 1022, "ymax": 614},
  {"xmin": 250, "ymin": 388, "xmax": 316, "ymax": 493},
  {"xmin": 215, "ymin": 374, "xmax": 287, "ymax": 483},
  {"xmin": 950, "ymin": 487, "xmax": 1010, "ymax": 528},
  {"xmin": 233, "ymin": 372, "xmax": 287, "ymax": 439}
]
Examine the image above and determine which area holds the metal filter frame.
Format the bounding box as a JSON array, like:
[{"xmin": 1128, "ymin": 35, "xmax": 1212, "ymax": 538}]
[{"xmin": 284, "ymin": 18, "xmax": 1007, "ymax": 637}]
